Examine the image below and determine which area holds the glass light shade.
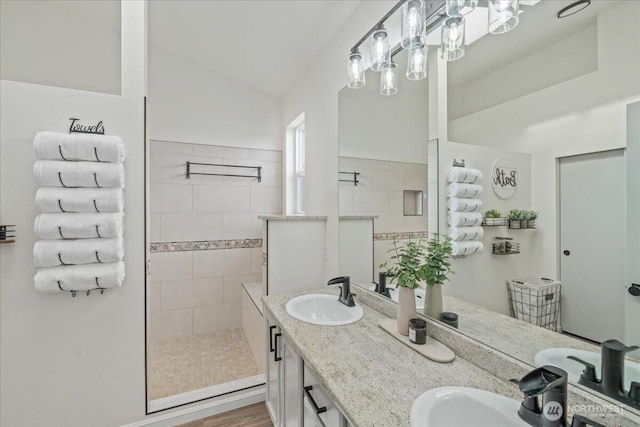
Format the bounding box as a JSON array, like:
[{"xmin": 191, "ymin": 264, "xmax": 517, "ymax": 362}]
[
  {"xmin": 347, "ymin": 51, "xmax": 365, "ymax": 89},
  {"xmin": 445, "ymin": 0, "xmax": 478, "ymax": 18},
  {"xmin": 488, "ymin": 0, "xmax": 520, "ymax": 34},
  {"xmin": 406, "ymin": 46, "xmax": 427, "ymax": 81},
  {"xmin": 401, "ymin": 0, "xmax": 426, "ymax": 49},
  {"xmin": 441, "ymin": 17, "xmax": 465, "ymax": 61},
  {"xmin": 370, "ymin": 27, "xmax": 391, "ymax": 72},
  {"xmin": 380, "ymin": 63, "xmax": 398, "ymax": 96}
]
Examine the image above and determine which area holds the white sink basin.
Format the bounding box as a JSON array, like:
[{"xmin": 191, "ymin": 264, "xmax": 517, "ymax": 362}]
[
  {"xmin": 411, "ymin": 387, "xmax": 528, "ymax": 427},
  {"xmin": 285, "ymin": 294, "xmax": 364, "ymax": 326},
  {"xmin": 534, "ymin": 348, "xmax": 640, "ymax": 388}
]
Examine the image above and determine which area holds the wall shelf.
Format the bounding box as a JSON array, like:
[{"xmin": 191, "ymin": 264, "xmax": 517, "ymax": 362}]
[{"xmin": 492, "ymin": 237, "xmax": 520, "ymax": 255}]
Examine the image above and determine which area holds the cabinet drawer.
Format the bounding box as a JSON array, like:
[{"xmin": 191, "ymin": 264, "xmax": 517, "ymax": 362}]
[{"xmin": 303, "ymin": 365, "xmax": 342, "ymax": 427}]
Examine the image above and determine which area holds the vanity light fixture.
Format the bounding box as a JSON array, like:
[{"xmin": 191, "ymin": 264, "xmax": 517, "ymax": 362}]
[
  {"xmin": 445, "ymin": 0, "xmax": 478, "ymax": 18},
  {"xmin": 488, "ymin": 0, "xmax": 520, "ymax": 34},
  {"xmin": 401, "ymin": 0, "xmax": 426, "ymax": 49},
  {"xmin": 380, "ymin": 63, "xmax": 399, "ymax": 96},
  {"xmin": 347, "ymin": 48, "xmax": 366, "ymax": 89},
  {"xmin": 407, "ymin": 45, "xmax": 428, "ymax": 80},
  {"xmin": 346, "ymin": 0, "xmax": 529, "ymax": 91},
  {"xmin": 441, "ymin": 17, "xmax": 466, "ymax": 61},
  {"xmin": 370, "ymin": 24, "xmax": 391, "ymax": 72},
  {"xmin": 557, "ymin": 0, "xmax": 590, "ymax": 18}
]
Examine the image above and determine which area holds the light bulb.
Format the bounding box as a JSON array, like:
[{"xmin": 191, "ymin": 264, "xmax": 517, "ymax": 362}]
[
  {"xmin": 380, "ymin": 64, "xmax": 398, "ymax": 96},
  {"xmin": 347, "ymin": 50, "xmax": 365, "ymax": 89},
  {"xmin": 407, "ymin": 46, "xmax": 427, "ymax": 81},
  {"xmin": 401, "ymin": 0, "xmax": 425, "ymax": 49},
  {"xmin": 489, "ymin": 0, "xmax": 519, "ymax": 34},
  {"xmin": 446, "ymin": 0, "xmax": 478, "ymax": 18},
  {"xmin": 441, "ymin": 17, "xmax": 465, "ymax": 61},
  {"xmin": 370, "ymin": 27, "xmax": 391, "ymax": 72}
]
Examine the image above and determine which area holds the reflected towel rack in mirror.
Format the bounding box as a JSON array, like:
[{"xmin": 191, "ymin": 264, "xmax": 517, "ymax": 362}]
[{"xmin": 185, "ymin": 161, "xmax": 262, "ymax": 182}]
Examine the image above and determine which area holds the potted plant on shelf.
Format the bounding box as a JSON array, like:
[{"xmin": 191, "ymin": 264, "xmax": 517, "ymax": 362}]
[
  {"xmin": 484, "ymin": 209, "xmax": 503, "ymax": 226},
  {"xmin": 508, "ymin": 209, "xmax": 527, "ymax": 229},
  {"xmin": 380, "ymin": 234, "xmax": 453, "ymax": 335},
  {"xmin": 524, "ymin": 210, "xmax": 538, "ymax": 229}
]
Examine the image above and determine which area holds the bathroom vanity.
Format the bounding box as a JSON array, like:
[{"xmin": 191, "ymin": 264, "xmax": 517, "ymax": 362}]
[{"xmin": 264, "ymin": 289, "xmax": 640, "ymax": 427}]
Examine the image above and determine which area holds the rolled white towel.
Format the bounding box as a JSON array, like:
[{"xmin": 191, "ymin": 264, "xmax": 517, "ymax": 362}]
[
  {"xmin": 33, "ymin": 238, "xmax": 124, "ymax": 268},
  {"xmin": 448, "ymin": 167, "xmax": 483, "ymax": 184},
  {"xmin": 447, "ymin": 212, "xmax": 483, "ymax": 227},
  {"xmin": 451, "ymin": 241, "xmax": 484, "ymax": 256},
  {"xmin": 34, "ymin": 131, "xmax": 125, "ymax": 163},
  {"xmin": 34, "ymin": 261, "xmax": 125, "ymax": 293},
  {"xmin": 446, "ymin": 183, "xmax": 483, "ymax": 198},
  {"xmin": 448, "ymin": 226, "xmax": 484, "ymax": 241},
  {"xmin": 34, "ymin": 160, "xmax": 124, "ymax": 188},
  {"xmin": 34, "ymin": 213, "xmax": 124, "ymax": 240},
  {"xmin": 36, "ymin": 188, "xmax": 124, "ymax": 213},
  {"xmin": 447, "ymin": 197, "xmax": 483, "ymax": 213}
]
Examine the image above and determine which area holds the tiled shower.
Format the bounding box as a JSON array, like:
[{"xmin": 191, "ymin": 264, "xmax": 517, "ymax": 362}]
[{"xmin": 148, "ymin": 140, "xmax": 281, "ymax": 401}]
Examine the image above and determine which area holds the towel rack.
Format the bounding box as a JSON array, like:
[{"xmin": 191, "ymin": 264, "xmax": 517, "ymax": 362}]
[
  {"xmin": 186, "ymin": 162, "xmax": 262, "ymax": 182},
  {"xmin": 339, "ymin": 171, "xmax": 360, "ymax": 186},
  {"xmin": 452, "ymin": 158, "xmax": 465, "ymax": 168}
]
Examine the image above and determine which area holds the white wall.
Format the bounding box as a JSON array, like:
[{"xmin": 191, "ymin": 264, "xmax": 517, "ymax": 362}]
[
  {"xmin": 0, "ymin": 3, "xmax": 147, "ymax": 426},
  {"xmin": 626, "ymin": 101, "xmax": 640, "ymax": 353},
  {"xmin": 338, "ymin": 53, "xmax": 430, "ymax": 163},
  {"xmin": 436, "ymin": 141, "xmax": 532, "ymax": 315},
  {"xmin": 282, "ymin": 0, "xmax": 397, "ymax": 280},
  {"xmin": 0, "ymin": 0, "xmax": 122, "ymax": 95},
  {"xmin": 148, "ymin": 47, "xmax": 282, "ymax": 150}
]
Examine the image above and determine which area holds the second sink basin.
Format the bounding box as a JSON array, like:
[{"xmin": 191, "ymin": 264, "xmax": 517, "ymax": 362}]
[
  {"xmin": 410, "ymin": 387, "xmax": 528, "ymax": 427},
  {"xmin": 285, "ymin": 294, "xmax": 364, "ymax": 326},
  {"xmin": 534, "ymin": 347, "xmax": 640, "ymax": 388}
]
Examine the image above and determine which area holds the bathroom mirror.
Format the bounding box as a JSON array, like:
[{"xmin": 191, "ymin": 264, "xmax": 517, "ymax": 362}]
[{"xmin": 338, "ymin": 0, "xmax": 640, "ymax": 413}]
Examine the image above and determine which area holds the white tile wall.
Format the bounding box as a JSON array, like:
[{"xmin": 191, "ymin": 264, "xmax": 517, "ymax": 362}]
[
  {"xmin": 339, "ymin": 156, "xmax": 428, "ymax": 234},
  {"xmin": 149, "ymin": 140, "xmax": 282, "ymax": 341}
]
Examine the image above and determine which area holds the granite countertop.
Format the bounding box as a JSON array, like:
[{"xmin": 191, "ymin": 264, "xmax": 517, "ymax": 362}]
[
  {"xmin": 263, "ymin": 289, "xmax": 523, "ymax": 427},
  {"xmin": 258, "ymin": 215, "xmax": 328, "ymax": 221},
  {"xmin": 443, "ymin": 295, "xmax": 608, "ymax": 365}
]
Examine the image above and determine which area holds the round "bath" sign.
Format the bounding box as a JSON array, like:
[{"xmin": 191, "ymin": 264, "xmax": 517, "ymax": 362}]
[{"xmin": 491, "ymin": 157, "xmax": 518, "ymax": 199}]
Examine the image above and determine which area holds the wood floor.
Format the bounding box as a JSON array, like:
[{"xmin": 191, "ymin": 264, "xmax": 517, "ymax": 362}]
[{"xmin": 178, "ymin": 402, "xmax": 273, "ymax": 427}]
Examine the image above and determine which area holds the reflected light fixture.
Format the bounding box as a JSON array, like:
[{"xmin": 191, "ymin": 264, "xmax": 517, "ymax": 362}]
[
  {"xmin": 488, "ymin": 0, "xmax": 520, "ymax": 34},
  {"xmin": 380, "ymin": 63, "xmax": 398, "ymax": 96},
  {"xmin": 347, "ymin": 49, "xmax": 365, "ymax": 89},
  {"xmin": 401, "ymin": 0, "xmax": 426, "ymax": 49},
  {"xmin": 445, "ymin": 0, "xmax": 478, "ymax": 18},
  {"xmin": 441, "ymin": 17, "xmax": 465, "ymax": 61},
  {"xmin": 557, "ymin": 0, "xmax": 590, "ymax": 18},
  {"xmin": 406, "ymin": 45, "xmax": 428, "ymax": 81},
  {"xmin": 370, "ymin": 24, "xmax": 391, "ymax": 72}
]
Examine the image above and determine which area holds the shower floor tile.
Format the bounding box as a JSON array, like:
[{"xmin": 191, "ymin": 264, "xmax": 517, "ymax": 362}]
[{"xmin": 148, "ymin": 328, "xmax": 261, "ymax": 400}]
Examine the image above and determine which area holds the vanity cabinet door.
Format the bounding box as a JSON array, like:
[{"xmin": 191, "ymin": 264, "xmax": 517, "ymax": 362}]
[
  {"xmin": 266, "ymin": 313, "xmax": 283, "ymax": 426},
  {"xmin": 282, "ymin": 335, "xmax": 302, "ymax": 426}
]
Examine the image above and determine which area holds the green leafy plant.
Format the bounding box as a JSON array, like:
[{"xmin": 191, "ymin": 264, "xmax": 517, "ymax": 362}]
[
  {"xmin": 524, "ymin": 210, "xmax": 538, "ymax": 221},
  {"xmin": 508, "ymin": 209, "xmax": 526, "ymax": 221},
  {"xmin": 485, "ymin": 209, "xmax": 502, "ymax": 218},
  {"xmin": 380, "ymin": 234, "xmax": 454, "ymax": 289}
]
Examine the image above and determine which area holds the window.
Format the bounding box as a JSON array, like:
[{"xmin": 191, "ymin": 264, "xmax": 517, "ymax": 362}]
[{"xmin": 294, "ymin": 123, "xmax": 305, "ymax": 214}]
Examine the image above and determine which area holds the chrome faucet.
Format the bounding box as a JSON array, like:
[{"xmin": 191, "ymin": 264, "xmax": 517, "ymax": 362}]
[
  {"xmin": 568, "ymin": 339, "xmax": 640, "ymax": 410},
  {"xmin": 327, "ymin": 276, "xmax": 356, "ymax": 307},
  {"xmin": 511, "ymin": 366, "xmax": 568, "ymax": 427}
]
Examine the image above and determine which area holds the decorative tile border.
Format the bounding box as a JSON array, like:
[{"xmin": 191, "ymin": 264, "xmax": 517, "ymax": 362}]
[
  {"xmin": 374, "ymin": 231, "xmax": 429, "ymax": 241},
  {"xmin": 150, "ymin": 239, "xmax": 262, "ymax": 253}
]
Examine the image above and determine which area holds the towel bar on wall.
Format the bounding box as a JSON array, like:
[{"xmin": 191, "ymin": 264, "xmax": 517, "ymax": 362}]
[
  {"xmin": 185, "ymin": 161, "xmax": 262, "ymax": 182},
  {"xmin": 339, "ymin": 171, "xmax": 360, "ymax": 186}
]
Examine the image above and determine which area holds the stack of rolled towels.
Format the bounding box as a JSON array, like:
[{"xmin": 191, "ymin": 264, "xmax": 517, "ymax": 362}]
[
  {"xmin": 446, "ymin": 167, "xmax": 484, "ymax": 256},
  {"xmin": 33, "ymin": 131, "xmax": 126, "ymax": 293}
]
